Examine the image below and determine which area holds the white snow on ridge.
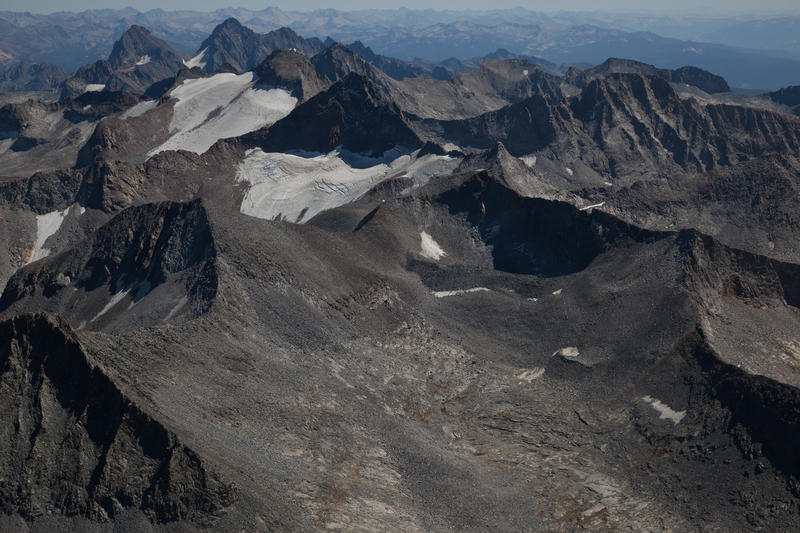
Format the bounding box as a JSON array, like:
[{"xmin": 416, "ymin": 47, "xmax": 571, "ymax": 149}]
[
  {"xmin": 580, "ymin": 201, "xmax": 605, "ymax": 211},
  {"xmin": 84, "ymin": 84, "xmax": 105, "ymax": 93},
  {"xmin": 642, "ymin": 396, "xmax": 686, "ymax": 424},
  {"xmin": 121, "ymin": 99, "xmax": 158, "ymax": 120},
  {"xmin": 28, "ymin": 205, "xmax": 76, "ymax": 264},
  {"xmin": 420, "ymin": 231, "xmax": 446, "ymax": 260},
  {"xmin": 236, "ymin": 148, "xmax": 460, "ymax": 223},
  {"xmin": 433, "ymin": 288, "xmax": 491, "ymax": 298},
  {"xmin": 91, "ymin": 288, "xmax": 131, "ymax": 323},
  {"xmin": 183, "ymin": 47, "xmax": 208, "ymax": 69},
  {"xmin": 147, "ymin": 72, "xmax": 297, "ymax": 158},
  {"xmin": 135, "ymin": 54, "xmax": 151, "ymax": 66}
]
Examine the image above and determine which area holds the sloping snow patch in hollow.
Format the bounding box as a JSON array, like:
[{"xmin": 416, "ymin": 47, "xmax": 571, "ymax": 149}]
[
  {"xmin": 580, "ymin": 201, "xmax": 605, "ymax": 211},
  {"xmin": 420, "ymin": 231, "xmax": 446, "ymax": 260},
  {"xmin": 433, "ymin": 288, "xmax": 491, "ymax": 298},
  {"xmin": 183, "ymin": 47, "xmax": 207, "ymax": 69},
  {"xmin": 91, "ymin": 288, "xmax": 132, "ymax": 323},
  {"xmin": 236, "ymin": 147, "xmax": 461, "ymax": 223},
  {"xmin": 552, "ymin": 347, "xmax": 580, "ymax": 358},
  {"xmin": 135, "ymin": 54, "xmax": 151, "ymax": 66},
  {"xmin": 84, "ymin": 84, "xmax": 105, "ymax": 93},
  {"xmin": 28, "ymin": 205, "xmax": 75, "ymax": 264},
  {"xmin": 147, "ymin": 72, "xmax": 297, "ymax": 158},
  {"xmin": 641, "ymin": 396, "xmax": 686, "ymax": 424},
  {"xmin": 121, "ymin": 99, "xmax": 158, "ymax": 119}
]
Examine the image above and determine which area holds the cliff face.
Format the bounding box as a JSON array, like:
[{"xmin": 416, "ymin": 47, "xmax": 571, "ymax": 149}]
[
  {"xmin": 0, "ymin": 200, "xmax": 218, "ymax": 332},
  {"xmin": 433, "ymin": 73, "xmax": 800, "ymax": 181},
  {"xmin": 0, "ymin": 313, "xmax": 236, "ymax": 522}
]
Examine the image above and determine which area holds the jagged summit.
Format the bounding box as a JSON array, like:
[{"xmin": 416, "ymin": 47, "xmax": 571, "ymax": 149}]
[
  {"xmin": 108, "ymin": 25, "xmax": 183, "ymax": 69},
  {"xmin": 197, "ymin": 17, "xmax": 327, "ymax": 74},
  {"xmin": 310, "ymin": 42, "xmax": 383, "ymax": 84}
]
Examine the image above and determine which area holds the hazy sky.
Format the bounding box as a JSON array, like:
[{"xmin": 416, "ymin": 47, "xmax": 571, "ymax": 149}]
[{"xmin": 3, "ymin": 1, "xmax": 799, "ymax": 14}]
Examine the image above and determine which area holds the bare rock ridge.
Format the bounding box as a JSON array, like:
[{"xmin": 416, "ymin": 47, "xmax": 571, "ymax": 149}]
[
  {"xmin": 254, "ymin": 49, "xmax": 329, "ymax": 101},
  {"xmin": 0, "ymin": 61, "xmax": 69, "ymax": 92},
  {"xmin": 197, "ymin": 17, "xmax": 329, "ymax": 74},
  {"xmin": 107, "ymin": 25, "xmax": 183, "ymax": 70},
  {"xmin": 247, "ymin": 73, "xmax": 422, "ymax": 156},
  {"xmin": 425, "ymin": 171, "xmax": 667, "ymax": 276},
  {"xmin": 765, "ymin": 85, "xmax": 800, "ymax": 115},
  {"xmin": 0, "ymin": 312, "xmax": 236, "ymax": 522},
  {"xmin": 567, "ymin": 57, "xmax": 731, "ymax": 94},
  {"xmin": 345, "ymin": 40, "xmax": 439, "ymax": 80},
  {"xmin": 68, "ymin": 25, "xmax": 185, "ymax": 96},
  {"xmin": 430, "ymin": 72, "xmax": 800, "ymax": 180},
  {"xmin": 0, "ymin": 200, "xmax": 218, "ymax": 332}
]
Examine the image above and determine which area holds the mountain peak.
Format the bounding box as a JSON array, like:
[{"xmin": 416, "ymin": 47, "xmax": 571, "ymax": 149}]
[
  {"xmin": 253, "ymin": 73, "xmax": 421, "ymax": 156},
  {"xmin": 108, "ymin": 24, "xmax": 181, "ymax": 69},
  {"xmin": 199, "ymin": 19, "xmax": 325, "ymax": 74}
]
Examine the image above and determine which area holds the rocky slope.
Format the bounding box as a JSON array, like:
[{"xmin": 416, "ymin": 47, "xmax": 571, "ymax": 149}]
[
  {"xmin": 1, "ymin": 167, "xmax": 800, "ymax": 530},
  {"xmin": 195, "ymin": 18, "xmax": 329, "ymax": 75},
  {"xmin": 425, "ymin": 72, "xmax": 800, "ymax": 183},
  {"xmin": 246, "ymin": 73, "xmax": 422, "ymax": 156},
  {"xmin": 64, "ymin": 26, "xmax": 186, "ymax": 96},
  {"xmin": 0, "ymin": 61, "xmax": 68, "ymax": 92},
  {"xmin": 765, "ymin": 85, "xmax": 800, "ymax": 115},
  {"xmin": 2, "ymin": 16, "xmax": 800, "ymax": 532},
  {"xmin": 0, "ymin": 313, "xmax": 236, "ymax": 526},
  {"xmin": 566, "ymin": 57, "xmax": 731, "ymax": 94}
]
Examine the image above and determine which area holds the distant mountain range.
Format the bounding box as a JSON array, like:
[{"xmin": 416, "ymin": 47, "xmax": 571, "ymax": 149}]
[{"xmin": 1, "ymin": 8, "xmax": 799, "ymax": 91}]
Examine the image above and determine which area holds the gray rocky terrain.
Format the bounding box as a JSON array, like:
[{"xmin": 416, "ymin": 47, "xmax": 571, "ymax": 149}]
[{"xmin": 2, "ymin": 16, "xmax": 800, "ymax": 533}]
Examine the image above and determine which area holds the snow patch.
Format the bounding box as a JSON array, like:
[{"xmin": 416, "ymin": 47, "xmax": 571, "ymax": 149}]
[
  {"xmin": 84, "ymin": 84, "xmax": 105, "ymax": 92},
  {"xmin": 552, "ymin": 288, "xmax": 562, "ymax": 296},
  {"xmin": 121, "ymin": 99, "xmax": 158, "ymax": 119},
  {"xmin": 91, "ymin": 288, "xmax": 131, "ymax": 323},
  {"xmin": 441, "ymin": 142, "xmax": 461, "ymax": 152},
  {"xmin": 164, "ymin": 295, "xmax": 189, "ymax": 322},
  {"xmin": 148, "ymin": 72, "xmax": 297, "ymax": 157},
  {"xmin": 565, "ymin": 167, "xmax": 574, "ymax": 176},
  {"xmin": 520, "ymin": 155, "xmax": 537, "ymax": 168},
  {"xmin": 433, "ymin": 288, "xmax": 490, "ymax": 298},
  {"xmin": 420, "ymin": 231, "xmax": 446, "ymax": 260},
  {"xmin": 236, "ymin": 148, "xmax": 460, "ymax": 223},
  {"xmin": 641, "ymin": 396, "xmax": 686, "ymax": 424},
  {"xmin": 183, "ymin": 47, "xmax": 207, "ymax": 69},
  {"xmin": 552, "ymin": 347, "xmax": 580, "ymax": 358},
  {"xmin": 580, "ymin": 201, "xmax": 605, "ymax": 211},
  {"xmin": 28, "ymin": 206, "xmax": 73, "ymax": 263},
  {"xmin": 135, "ymin": 54, "xmax": 151, "ymax": 66}
]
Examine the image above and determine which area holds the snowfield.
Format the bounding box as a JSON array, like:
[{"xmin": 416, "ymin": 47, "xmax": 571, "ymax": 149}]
[
  {"xmin": 236, "ymin": 147, "xmax": 461, "ymax": 223},
  {"xmin": 183, "ymin": 48, "xmax": 207, "ymax": 69},
  {"xmin": 147, "ymin": 72, "xmax": 297, "ymax": 158},
  {"xmin": 121, "ymin": 99, "xmax": 158, "ymax": 119},
  {"xmin": 27, "ymin": 205, "xmax": 80, "ymax": 264},
  {"xmin": 420, "ymin": 231, "xmax": 447, "ymax": 260}
]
